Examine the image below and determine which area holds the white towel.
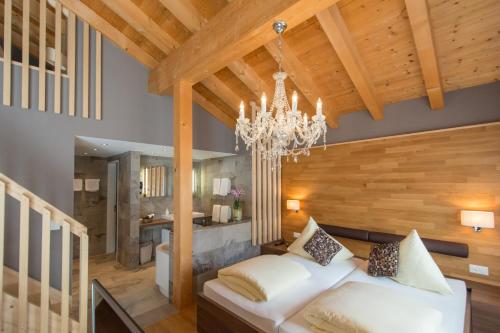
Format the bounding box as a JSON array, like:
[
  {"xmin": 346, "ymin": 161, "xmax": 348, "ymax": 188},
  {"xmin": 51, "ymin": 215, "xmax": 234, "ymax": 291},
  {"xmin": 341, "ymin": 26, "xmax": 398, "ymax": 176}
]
[
  {"xmin": 220, "ymin": 178, "xmax": 231, "ymax": 196},
  {"xmin": 85, "ymin": 179, "xmax": 100, "ymax": 192},
  {"xmin": 220, "ymin": 205, "xmax": 231, "ymax": 223},
  {"xmin": 212, "ymin": 205, "xmax": 221, "ymax": 222},
  {"xmin": 73, "ymin": 179, "xmax": 83, "ymax": 191},
  {"xmin": 213, "ymin": 178, "xmax": 221, "ymax": 195}
]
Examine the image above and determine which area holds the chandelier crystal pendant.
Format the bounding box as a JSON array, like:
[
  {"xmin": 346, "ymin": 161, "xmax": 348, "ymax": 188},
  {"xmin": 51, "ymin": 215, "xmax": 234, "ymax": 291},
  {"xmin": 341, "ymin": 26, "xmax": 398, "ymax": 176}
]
[{"xmin": 235, "ymin": 20, "xmax": 327, "ymax": 168}]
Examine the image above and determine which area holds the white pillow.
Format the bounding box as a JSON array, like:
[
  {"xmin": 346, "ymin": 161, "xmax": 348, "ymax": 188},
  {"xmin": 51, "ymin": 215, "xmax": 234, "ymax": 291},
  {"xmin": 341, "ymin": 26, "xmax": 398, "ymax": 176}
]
[
  {"xmin": 287, "ymin": 217, "xmax": 353, "ymax": 263},
  {"xmin": 392, "ymin": 229, "xmax": 453, "ymax": 295}
]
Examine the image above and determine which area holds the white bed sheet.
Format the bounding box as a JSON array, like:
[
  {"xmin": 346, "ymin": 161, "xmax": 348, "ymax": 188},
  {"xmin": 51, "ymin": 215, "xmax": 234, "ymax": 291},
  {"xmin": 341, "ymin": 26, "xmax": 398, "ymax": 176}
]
[
  {"xmin": 280, "ymin": 260, "xmax": 467, "ymax": 333},
  {"xmin": 203, "ymin": 254, "xmax": 360, "ymax": 333}
]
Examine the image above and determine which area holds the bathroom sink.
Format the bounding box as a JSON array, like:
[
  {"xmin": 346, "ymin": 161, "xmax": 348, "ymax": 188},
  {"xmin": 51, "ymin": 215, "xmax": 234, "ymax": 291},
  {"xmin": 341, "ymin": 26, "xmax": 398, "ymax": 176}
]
[{"xmin": 164, "ymin": 212, "xmax": 205, "ymax": 221}]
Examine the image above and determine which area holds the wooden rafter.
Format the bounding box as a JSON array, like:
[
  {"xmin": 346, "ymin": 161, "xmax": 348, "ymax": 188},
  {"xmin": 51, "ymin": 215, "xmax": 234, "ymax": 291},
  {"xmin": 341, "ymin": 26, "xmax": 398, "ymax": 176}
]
[
  {"xmin": 158, "ymin": 0, "xmax": 205, "ymax": 33},
  {"xmin": 59, "ymin": 0, "xmax": 158, "ymax": 68},
  {"xmin": 148, "ymin": 0, "xmax": 341, "ymax": 94},
  {"xmin": 58, "ymin": 0, "xmax": 233, "ymax": 128},
  {"xmin": 404, "ymin": 0, "xmax": 444, "ymax": 109},
  {"xmin": 227, "ymin": 58, "xmax": 273, "ymax": 100},
  {"xmin": 201, "ymin": 75, "xmax": 241, "ymax": 112},
  {"xmin": 265, "ymin": 40, "xmax": 338, "ymax": 128},
  {"xmin": 192, "ymin": 89, "xmax": 236, "ymax": 129},
  {"xmin": 317, "ymin": 5, "xmax": 383, "ymax": 120},
  {"xmin": 99, "ymin": 0, "xmax": 178, "ymax": 54}
]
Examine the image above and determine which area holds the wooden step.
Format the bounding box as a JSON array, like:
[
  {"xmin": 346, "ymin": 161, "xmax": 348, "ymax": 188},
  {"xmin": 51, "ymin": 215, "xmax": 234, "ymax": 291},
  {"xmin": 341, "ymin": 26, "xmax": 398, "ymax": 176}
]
[{"xmin": 1, "ymin": 293, "xmax": 80, "ymax": 332}]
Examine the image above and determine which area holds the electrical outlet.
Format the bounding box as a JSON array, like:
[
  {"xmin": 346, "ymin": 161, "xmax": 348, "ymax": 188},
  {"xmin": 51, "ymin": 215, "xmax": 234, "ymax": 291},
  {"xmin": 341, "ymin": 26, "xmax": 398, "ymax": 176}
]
[
  {"xmin": 293, "ymin": 232, "xmax": 301, "ymax": 238},
  {"xmin": 469, "ymin": 264, "xmax": 489, "ymax": 276}
]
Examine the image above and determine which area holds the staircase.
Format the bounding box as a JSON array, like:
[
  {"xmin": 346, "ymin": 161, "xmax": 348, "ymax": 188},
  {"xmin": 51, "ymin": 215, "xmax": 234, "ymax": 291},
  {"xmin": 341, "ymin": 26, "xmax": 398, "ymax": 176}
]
[{"xmin": 0, "ymin": 173, "xmax": 89, "ymax": 332}]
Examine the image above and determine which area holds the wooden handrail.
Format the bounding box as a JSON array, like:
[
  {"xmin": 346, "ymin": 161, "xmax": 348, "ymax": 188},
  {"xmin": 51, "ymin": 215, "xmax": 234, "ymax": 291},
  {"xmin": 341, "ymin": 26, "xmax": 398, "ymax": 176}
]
[{"xmin": 0, "ymin": 173, "xmax": 87, "ymax": 237}]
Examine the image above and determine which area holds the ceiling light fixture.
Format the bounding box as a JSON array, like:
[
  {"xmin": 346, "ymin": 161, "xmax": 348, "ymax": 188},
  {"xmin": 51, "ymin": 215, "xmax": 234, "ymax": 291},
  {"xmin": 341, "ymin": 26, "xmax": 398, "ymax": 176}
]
[{"xmin": 235, "ymin": 20, "xmax": 327, "ymax": 168}]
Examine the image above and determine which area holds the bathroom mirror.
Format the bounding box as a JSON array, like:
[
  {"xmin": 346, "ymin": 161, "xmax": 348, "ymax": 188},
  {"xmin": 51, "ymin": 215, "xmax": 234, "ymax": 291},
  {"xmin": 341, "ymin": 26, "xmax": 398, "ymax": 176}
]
[{"xmin": 141, "ymin": 166, "xmax": 167, "ymax": 197}]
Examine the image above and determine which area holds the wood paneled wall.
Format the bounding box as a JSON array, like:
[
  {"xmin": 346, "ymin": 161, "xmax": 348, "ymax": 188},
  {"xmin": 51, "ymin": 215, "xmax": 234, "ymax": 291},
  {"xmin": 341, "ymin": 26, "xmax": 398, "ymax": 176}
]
[{"xmin": 281, "ymin": 123, "xmax": 500, "ymax": 286}]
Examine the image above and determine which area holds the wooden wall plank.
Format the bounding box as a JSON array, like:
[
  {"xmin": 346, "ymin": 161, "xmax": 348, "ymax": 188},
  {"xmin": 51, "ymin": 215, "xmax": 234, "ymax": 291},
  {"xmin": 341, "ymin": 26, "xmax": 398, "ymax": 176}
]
[
  {"xmin": 68, "ymin": 12, "xmax": 76, "ymax": 116},
  {"xmin": 173, "ymin": 79, "xmax": 193, "ymax": 309},
  {"xmin": 82, "ymin": 22, "xmax": 89, "ymax": 118},
  {"xmin": 251, "ymin": 107, "xmax": 257, "ymax": 245},
  {"xmin": 262, "ymin": 155, "xmax": 268, "ymax": 243},
  {"xmin": 95, "ymin": 31, "xmax": 102, "ymax": 120},
  {"xmin": 60, "ymin": 220, "xmax": 71, "ymax": 332},
  {"xmin": 3, "ymin": 0, "xmax": 12, "ymax": 106},
  {"xmin": 281, "ymin": 122, "xmax": 500, "ymax": 286},
  {"xmin": 18, "ymin": 194, "xmax": 30, "ymax": 332},
  {"xmin": 21, "ymin": 0, "xmax": 29, "ymax": 109},
  {"xmin": 54, "ymin": 1, "xmax": 62, "ymax": 114},
  {"xmin": 38, "ymin": 0, "xmax": 46, "ymax": 111},
  {"xmin": 0, "ymin": 181, "xmax": 5, "ymax": 324},
  {"xmin": 79, "ymin": 233, "xmax": 89, "ymax": 333},
  {"xmin": 40, "ymin": 208, "xmax": 51, "ymax": 333}
]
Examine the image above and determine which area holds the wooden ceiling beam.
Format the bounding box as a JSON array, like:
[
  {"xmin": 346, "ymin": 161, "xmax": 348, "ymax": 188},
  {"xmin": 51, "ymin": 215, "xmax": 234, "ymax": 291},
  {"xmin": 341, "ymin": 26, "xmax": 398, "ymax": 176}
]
[
  {"xmin": 265, "ymin": 40, "xmax": 338, "ymax": 128},
  {"xmin": 158, "ymin": 0, "xmax": 206, "ymax": 32},
  {"xmin": 316, "ymin": 5, "xmax": 384, "ymax": 120},
  {"xmin": 148, "ymin": 0, "xmax": 341, "ymax": 94},
  {"xmin": 192, "ymin": 89, "xmax": 236, "ymax": 129},
  {"xmin": 59, "ymin": 0, "xmax": 159, "ymax": 68},
  {"xmin": 404, "ymin": 0, "xmax": 444, "ymax": 109},
  {"xmin": 227, "ymin": 58, "xmax": 273, "ymax": 100},
  {"xmin": 99, "ymin": 0, "xmax": 178, "ymax": 55},
  {"xmin": 201, "ymin": 75, "xmax": 242, "ymax": 113}
]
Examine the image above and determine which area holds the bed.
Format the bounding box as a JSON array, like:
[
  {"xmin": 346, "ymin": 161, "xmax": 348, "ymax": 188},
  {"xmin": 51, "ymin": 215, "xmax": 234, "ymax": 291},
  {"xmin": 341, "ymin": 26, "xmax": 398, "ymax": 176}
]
[
  {"xmin": 197, "ymin": 225, "xmax": 471, "ymax": 333},
  {"xmin": 201, "ymin": 253, "xmax": 359, "ymax": 333},
  {"xmin": 280, "ymin": 259, "xmax": 468, "ymax": 333}
]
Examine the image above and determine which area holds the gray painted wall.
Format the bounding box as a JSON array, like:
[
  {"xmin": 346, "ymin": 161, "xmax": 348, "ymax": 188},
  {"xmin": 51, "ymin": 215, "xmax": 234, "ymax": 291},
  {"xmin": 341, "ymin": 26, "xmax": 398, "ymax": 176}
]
[
  {"xmin": 0, "ymin": 21, "xmax": 234, "ymax": 288},
  {"xmin": 324, "ymin": 81, "xmax": 500, "ymax": 144}
]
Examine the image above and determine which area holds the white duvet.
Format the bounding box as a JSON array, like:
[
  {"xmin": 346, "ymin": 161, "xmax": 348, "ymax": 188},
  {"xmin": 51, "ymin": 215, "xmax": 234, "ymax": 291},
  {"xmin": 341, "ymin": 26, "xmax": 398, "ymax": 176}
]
[
  {"xmin": 218, "ymin": 255, "xmax": 311, "ymax": 301},
  {"xmin": 303, "ymin": 281, "xmax": 443, "ymax": 333}
]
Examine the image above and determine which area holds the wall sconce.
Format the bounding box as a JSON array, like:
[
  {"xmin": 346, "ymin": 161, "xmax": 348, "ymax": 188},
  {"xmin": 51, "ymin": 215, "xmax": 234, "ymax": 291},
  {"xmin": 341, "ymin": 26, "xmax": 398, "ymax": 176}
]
[
  {"xmin": 287, "ymin": 200, "xmax": 300, "ymax": 212},
  {"xmin": 461, "ymin": 210, "xmax": 495, "ymax": 232}
]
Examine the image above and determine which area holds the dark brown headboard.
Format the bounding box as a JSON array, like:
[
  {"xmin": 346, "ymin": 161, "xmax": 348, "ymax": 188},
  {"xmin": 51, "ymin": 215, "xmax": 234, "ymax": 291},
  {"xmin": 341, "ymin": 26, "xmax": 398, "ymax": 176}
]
[{"xmin": 320, "ymin": 224, "xmax": 469, "ymax": 258}]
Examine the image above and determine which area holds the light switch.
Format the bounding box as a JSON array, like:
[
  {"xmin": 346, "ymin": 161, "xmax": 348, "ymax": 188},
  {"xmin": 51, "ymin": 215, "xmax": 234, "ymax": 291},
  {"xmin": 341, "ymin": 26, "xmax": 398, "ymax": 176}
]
[{"xmin": 469, "ymin": 264, "xmax": 489, "ymax": 276}]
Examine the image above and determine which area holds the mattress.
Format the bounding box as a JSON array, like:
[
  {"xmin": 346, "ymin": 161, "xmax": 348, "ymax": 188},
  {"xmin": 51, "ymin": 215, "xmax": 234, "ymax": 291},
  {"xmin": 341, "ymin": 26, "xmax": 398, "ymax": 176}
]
[
  {"xmin": 280, "ymin": 260, "xmax": 467, "ymax": 333},
  {"xmin": 203, "ymin": 253, "xmax": 360, "ymax": 333}
]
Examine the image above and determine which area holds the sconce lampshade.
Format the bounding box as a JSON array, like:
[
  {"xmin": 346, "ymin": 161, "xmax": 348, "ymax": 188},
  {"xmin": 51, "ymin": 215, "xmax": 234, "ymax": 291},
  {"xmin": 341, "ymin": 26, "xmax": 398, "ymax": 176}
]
[
  {"xmin": 287, "ymin": 200, "xmax": 300, "ymax": 212},
  {"xmin": 461, "ymin": 210, "xmax": 495, "ymax": 231}
]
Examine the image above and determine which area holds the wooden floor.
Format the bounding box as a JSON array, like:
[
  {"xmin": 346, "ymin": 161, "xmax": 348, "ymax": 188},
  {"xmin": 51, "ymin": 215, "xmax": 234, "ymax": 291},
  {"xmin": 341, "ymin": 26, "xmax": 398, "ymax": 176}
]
[
  {"xmin": 73, "ymin": 254, "xmax": 176, "ymax": 328},
  {"xmin": 145, "ymin": 305, "xmax": 197, "ymax": 333}
]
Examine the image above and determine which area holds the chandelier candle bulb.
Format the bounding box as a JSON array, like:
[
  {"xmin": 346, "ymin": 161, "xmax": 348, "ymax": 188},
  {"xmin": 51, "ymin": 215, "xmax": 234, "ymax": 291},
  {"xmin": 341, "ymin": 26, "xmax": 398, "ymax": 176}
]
[
  {"xmin": 261, "ymin": 93, "xmax": 267, "ymax": 113},
  {"xmin": 292, "ymin": 91, "xmax": 298, "ymax": 113},
  {"xmin": 239, "ymin": 101, "xmax": 245, "ymax": 119},
  {"xmin": 316, "ymin": 98, "xmax": 322, "ymax": 117}
]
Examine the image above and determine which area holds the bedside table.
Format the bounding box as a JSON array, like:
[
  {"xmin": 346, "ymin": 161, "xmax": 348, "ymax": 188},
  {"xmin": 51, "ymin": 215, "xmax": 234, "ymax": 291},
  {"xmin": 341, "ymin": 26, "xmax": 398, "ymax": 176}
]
[{"xmin": 260, "ymin": 240, "xmax": 288, "ymax": 255}]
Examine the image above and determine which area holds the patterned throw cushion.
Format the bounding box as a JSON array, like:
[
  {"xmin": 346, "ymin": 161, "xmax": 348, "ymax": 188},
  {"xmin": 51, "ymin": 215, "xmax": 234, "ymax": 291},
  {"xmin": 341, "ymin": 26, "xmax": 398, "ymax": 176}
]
[
  {"xmin": 367, "ymin": 242, "xmax": 400, "ymax": 277},
  {"xmin": 303, "ymin": 228, "xmax": 342, "ymax": 266}
]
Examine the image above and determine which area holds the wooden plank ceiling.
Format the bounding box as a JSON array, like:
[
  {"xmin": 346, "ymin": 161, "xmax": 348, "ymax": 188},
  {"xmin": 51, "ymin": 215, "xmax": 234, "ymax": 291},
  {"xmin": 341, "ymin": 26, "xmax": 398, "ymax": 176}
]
[{"xmin": 4, "ymin": 0, "xmax": 500, "ymax": 128}]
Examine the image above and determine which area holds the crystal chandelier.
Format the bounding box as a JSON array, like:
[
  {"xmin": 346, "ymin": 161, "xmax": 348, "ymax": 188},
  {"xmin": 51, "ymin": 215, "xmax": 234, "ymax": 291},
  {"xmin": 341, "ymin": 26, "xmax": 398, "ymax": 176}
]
[{"xmin": 235, "ymin": 21, "xmax": 327, "ymax": 168}]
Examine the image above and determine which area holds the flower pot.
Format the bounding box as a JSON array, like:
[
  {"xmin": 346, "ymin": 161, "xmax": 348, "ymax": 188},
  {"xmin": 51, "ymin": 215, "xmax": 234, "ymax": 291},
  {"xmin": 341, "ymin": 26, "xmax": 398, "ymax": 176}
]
[{"xmin": 233, "ymin": 206, "xmax": 243, "ymax": 221}]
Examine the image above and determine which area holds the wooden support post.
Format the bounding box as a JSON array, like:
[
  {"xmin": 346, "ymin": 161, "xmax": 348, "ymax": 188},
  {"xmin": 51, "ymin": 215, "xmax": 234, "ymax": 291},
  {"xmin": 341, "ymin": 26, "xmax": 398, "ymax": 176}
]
[
  {"xmin": 60, "ymin": 220, "xmax": 71, "ymax": 332},
  {"xmin": 21, "ymin": 0, "xmax": 30, "ymax": 109},
  {"xmin": 38, "ymin": 0, "xmax": 46, "ymax": 111},
  {"xmin": 79, "ymin": 233, "xmax": 89, "ymax": 333},
  {"xmin": 83, "ymin": 22, "xmax": 90, "ymax": 118},
  {"xmin": 68, "ymin": 12, "xmax": 76, "ymax": 116},
  {"xmin": 3, "ymin": 0, "xmax": 12, "ymax": 106},
  {"xmin": 18, "ymin": 194, "xmax": 30, "ymax": 332},
  {"xmin": 40, "ymin": 208, "xmax": 51, "ymax": 333},
  {"xmin": 173, "ymin": 79, "xmax": 193, "ymax": 309},
  {"xmin": 95, "ymin": 31, "xmax": 102, "ymax": 120},
  {"xmin": 0, "ymin": 181, "xmax": 5, "ymax": 327},
  {"xmin": 54, "ymin": 1, "xmax": 62, "ymax": 114}
]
